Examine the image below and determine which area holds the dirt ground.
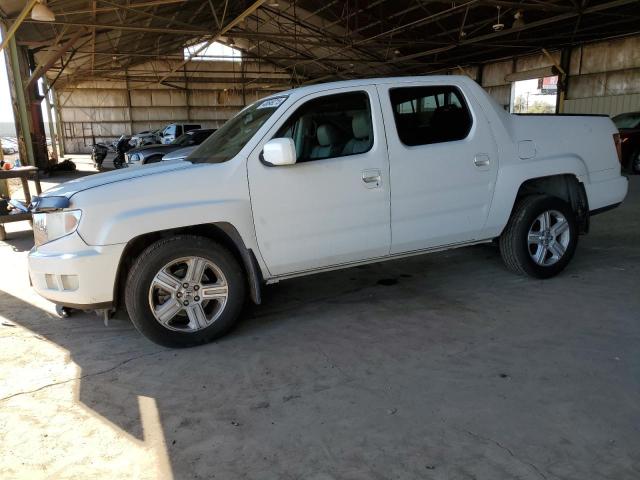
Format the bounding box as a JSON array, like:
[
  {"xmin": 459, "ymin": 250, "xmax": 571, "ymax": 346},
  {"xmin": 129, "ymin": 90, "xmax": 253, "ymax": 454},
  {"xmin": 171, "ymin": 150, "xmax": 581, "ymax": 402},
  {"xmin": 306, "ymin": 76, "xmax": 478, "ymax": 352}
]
[{"xmin": 1, "ymin": 161, "xmax": 638, "ymax": 479}]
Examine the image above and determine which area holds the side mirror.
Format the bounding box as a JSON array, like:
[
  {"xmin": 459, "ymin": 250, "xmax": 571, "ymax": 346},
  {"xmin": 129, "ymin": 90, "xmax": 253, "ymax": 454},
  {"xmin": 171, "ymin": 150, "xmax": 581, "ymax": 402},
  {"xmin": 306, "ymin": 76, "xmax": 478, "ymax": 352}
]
[{"xmin": 261, "ymin": 138, "xmax": 297, "ymax": 166}]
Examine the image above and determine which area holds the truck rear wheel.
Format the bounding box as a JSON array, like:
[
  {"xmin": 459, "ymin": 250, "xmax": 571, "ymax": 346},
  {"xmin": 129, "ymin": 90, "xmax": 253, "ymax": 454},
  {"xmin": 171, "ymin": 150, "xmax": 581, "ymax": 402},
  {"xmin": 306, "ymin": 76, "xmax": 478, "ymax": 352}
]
[
  {"xmin": 125, "ymin": 235, "xmax": 246, "ymax": 347},
  {"xmin": 499, "ymin": 195, "xmax": 578, "ymax": 279}
]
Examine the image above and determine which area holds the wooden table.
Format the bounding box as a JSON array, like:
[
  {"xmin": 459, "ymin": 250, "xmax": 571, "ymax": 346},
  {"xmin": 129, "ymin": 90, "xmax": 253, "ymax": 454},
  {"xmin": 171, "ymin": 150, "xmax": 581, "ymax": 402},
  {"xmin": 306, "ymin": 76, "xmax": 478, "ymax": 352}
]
[{"xmin": 0, "ymin": 166, "xmax": 42, "ymax": 241}]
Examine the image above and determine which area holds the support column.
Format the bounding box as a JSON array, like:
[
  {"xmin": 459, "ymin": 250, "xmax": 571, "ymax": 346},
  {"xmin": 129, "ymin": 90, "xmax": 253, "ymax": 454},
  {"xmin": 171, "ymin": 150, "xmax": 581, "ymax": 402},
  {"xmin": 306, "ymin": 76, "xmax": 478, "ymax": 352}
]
[
  {"xmin": 0, "ymin": 139, "xmax": 7, "ymax": 198},
  {"xmin": 556, "ymin": 48, "xmax": 571, "ymax": 114},
  {"xmin": 51, "ymin": 87, "xmax": 66, "ymax": 157},
  {"xmin": 125, "ymin": 68, "xmax": 134, "ymax": 135},
  {"xmin": 2, "ymin": 22, "xmax": 35, "ymax": 167},
  {"xmin": 184, "ymin": 65, "xmax": 191, "ymax": 121},
  {"xmin": 43, "ymin": 79, "xmax": 58, "ymax": 160}
]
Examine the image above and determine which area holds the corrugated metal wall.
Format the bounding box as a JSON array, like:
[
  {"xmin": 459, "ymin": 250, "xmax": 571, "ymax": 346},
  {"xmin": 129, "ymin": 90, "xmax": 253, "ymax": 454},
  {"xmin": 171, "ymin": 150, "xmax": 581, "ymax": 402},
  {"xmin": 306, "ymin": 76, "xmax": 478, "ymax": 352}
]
[
  {"xmin": 479, "ymin": 35, "xmax": 640, "ymax": 116},
  {"xmin": 564, "ymin": 36, "xmax": 640, "ymax": 115},
  {"xmin": 58, "ymin": 35, "xmax": 640, "ymax": 153},
  {"xmin": 57, "ymin": 59, "xmax": 292, "ymax": 153}
]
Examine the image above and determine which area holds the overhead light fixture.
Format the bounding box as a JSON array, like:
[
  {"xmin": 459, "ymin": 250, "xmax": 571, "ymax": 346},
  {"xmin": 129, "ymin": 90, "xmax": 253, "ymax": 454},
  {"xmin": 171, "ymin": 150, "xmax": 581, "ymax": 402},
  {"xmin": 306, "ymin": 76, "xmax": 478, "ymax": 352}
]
[
  {"xmin": 268, "ymin": 1, "xmax": 280, "ymax": 7},
  {"xmin": 492, "ymin": 6, "xmax": 504, "ymax": 32},
  {"xmin": 31, "ymin": 0, "xmax": 55, "ymax": 22}
]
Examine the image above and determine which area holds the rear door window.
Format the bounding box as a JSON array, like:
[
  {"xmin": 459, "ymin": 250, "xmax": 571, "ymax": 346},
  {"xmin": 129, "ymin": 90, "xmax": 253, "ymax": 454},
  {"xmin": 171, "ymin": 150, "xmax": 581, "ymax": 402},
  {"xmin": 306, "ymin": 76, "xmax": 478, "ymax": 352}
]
[{"xmin": 389, "ymin": 86, "xmax": 472, "ymax": 146}]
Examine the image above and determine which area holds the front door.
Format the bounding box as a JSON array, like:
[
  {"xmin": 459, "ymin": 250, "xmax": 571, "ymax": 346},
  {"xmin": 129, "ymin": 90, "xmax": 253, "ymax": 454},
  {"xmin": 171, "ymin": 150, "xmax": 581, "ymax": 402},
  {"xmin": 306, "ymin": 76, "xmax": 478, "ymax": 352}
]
[
  {"xmin": 377, "ymin": 83, "xmax": 499, "ymax": 254},
  {"xmin": 247, "ymin": 86, "xmax": 391, "ymax": 276}
]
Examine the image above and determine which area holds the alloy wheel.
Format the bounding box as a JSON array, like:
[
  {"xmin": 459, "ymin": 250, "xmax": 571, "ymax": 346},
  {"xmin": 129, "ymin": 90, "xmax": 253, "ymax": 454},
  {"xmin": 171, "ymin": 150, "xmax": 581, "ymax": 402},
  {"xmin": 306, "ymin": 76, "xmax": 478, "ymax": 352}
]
[
  {"xmin": 148, "ymin": 256, "xmax": 229, "ymax": 332},
  {"xmin": 527, "ymin": 209, "xmax": 571, "ymax": 267}
]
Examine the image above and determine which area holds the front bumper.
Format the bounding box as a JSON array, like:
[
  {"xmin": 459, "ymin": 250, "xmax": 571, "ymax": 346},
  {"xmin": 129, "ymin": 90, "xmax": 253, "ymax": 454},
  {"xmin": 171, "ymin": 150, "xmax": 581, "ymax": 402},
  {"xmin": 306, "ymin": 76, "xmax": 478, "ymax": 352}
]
[{"xmin": 28, "ymin": 232, "xmax": 125, "ymax": 308}]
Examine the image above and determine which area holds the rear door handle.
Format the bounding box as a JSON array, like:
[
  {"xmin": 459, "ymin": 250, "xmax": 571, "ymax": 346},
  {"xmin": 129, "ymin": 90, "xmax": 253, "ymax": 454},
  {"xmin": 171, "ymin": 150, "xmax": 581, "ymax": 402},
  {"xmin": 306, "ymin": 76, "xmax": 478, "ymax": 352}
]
[
  {"xmin": 362, "ymin": 169, "xmax": 381, "ymax": 188},
  {"xmin": 474, "ymin": 154, "xmax": 491, "ymax": 169}
]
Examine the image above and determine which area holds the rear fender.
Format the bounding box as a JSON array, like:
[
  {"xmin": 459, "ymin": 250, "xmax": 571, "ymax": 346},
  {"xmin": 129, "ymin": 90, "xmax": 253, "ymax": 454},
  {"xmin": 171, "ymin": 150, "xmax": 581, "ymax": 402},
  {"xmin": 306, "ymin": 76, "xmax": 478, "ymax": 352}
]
[{"xmin": 482, "ymin": 155, "xmax": 589, "ymax": 237}]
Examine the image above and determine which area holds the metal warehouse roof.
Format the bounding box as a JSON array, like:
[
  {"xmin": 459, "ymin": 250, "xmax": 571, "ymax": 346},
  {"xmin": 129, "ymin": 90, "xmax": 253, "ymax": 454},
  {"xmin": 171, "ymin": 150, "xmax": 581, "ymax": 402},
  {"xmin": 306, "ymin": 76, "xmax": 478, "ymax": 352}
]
[{"xmin": 1, "ymin": 0, "xmax": 639, "ymax": 90}]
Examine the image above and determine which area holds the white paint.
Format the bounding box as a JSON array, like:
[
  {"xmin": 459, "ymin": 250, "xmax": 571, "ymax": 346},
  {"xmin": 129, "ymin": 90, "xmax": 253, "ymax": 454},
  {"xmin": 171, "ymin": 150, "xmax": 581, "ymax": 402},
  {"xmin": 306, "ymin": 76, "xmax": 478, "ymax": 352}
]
[{"xmin": 28, "ymin": 76, "xmax": 629, "ymax": 308}]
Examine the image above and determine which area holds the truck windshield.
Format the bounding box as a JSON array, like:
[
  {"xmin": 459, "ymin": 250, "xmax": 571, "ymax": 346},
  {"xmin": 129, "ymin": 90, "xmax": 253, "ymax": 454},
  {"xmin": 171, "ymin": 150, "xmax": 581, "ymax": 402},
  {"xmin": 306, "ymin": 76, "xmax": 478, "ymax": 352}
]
[{"xmin": 188, "ymin": 96, "xmax": 288, "ymax": 163}]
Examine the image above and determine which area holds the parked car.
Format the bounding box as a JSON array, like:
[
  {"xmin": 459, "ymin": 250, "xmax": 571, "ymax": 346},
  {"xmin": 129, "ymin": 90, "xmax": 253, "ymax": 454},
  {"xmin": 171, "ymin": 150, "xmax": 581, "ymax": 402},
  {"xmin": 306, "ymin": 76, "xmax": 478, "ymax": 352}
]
[
  {"xmin": 161, "ymin": 145, "xmax": 198, "ymax": 162},
  {"xmin": 1, "ymin": 138, "xmax": 18, "ymax": 155},
  {"xmin": 131, "ymin": 129, "xmax": 162, "ymax": 147},
  {"xmin": 28, "ymin": 76, "xmax": 628, "ymax": 348},
  {"xmin": 612, "ymin": 112, "xmax": 640, "ymax": 174},
  {"xmin": 126, "ymin": 129, "xmax": 215, "ymax": 165},
  {"xmin": 160, "ymin": 123, "xmax": 201, "ymax": 144}
]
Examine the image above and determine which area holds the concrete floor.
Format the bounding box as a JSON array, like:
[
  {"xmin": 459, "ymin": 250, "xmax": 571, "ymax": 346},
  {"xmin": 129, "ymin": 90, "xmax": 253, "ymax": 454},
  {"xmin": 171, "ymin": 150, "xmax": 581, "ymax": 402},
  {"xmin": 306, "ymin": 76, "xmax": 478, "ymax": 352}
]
[{"xmin": 1, "ymin": 166, "xmax": 638, "ymax": 479}]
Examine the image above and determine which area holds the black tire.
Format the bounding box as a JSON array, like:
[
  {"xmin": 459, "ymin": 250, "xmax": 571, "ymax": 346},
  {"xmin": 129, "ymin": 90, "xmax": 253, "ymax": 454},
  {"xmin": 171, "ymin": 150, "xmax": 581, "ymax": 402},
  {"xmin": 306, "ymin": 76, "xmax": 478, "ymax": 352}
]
[
  {"xmin": 630, "ymin": 149, "xmax": 640, "ymax": 174},
  {"xmin": 499, "ymin": 195, "xmax": 578, "ymax": 279},
  {"xmin": 125, "ymin": 235, "xmax": 246, "ymax": 347}
]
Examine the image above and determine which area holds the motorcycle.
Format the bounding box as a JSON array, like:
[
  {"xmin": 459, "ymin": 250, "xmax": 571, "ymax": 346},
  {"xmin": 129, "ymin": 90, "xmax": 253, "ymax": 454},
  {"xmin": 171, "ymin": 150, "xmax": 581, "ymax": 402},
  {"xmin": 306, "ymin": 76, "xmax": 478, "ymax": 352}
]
[
  {"xmin": 113, "ymin": 135, "xmax": 133, "ymax": 169},
  {"xmin": 91, "ymin": 143, "xmax": 109, "ymax": 171}
]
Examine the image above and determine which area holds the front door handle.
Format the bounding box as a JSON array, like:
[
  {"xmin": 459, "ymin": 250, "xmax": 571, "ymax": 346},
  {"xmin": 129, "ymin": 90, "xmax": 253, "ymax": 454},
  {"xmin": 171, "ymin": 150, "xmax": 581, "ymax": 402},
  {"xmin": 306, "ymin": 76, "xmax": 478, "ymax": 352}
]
[
  {"xmin": 362, "ymin": 169, "xmax": 381, "ymax": 188},
  {"xmin": 474, "ymin": 154, "xmax": 491, "ymax": 168}
]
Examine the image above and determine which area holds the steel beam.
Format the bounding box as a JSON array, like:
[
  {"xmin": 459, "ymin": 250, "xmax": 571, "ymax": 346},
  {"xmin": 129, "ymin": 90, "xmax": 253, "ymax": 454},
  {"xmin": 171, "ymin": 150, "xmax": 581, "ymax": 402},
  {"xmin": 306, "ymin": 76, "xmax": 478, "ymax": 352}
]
[
  {"xmin": 0, "ymin": 0, "xmax": 38, "ymax": 52},
  {"xmin": 25, "ymin": 28, "xmax": 86, "ymax": 92},
  {"xmin": 22, "ymin": 20, "xmax": 212, "ymax": 36}
]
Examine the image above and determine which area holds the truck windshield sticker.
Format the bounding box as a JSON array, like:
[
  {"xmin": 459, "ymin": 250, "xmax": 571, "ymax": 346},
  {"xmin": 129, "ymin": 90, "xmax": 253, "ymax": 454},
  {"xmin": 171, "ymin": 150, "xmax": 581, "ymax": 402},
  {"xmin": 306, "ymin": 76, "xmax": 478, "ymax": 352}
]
[{"xmin": 257, "ymin": 97, "xmax": 286, "ymax": 109}]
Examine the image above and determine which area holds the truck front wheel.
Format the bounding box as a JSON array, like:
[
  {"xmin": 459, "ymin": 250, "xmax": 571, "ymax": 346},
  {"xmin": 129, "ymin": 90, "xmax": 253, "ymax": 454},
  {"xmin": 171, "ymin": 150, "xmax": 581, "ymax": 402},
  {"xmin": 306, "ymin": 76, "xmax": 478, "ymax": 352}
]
[
  {"xmin": 125, "ymin": 235, "xmax": 246, "ymax": 347},
  {"xmin": 499, "ymin": 195, "xmax": 578, "ymax": 279}
]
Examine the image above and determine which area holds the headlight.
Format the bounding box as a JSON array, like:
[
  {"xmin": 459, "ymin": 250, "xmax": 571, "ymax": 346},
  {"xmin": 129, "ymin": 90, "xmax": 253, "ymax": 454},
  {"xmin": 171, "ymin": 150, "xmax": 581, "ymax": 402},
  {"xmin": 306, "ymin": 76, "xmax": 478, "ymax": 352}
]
[
  {"xmin": 33, "ymin": 210, "xmax": 82, "ymax": 247},
  {"xmin": 129, "ymin": 153, "xmax": 140, "ymax": 163}
]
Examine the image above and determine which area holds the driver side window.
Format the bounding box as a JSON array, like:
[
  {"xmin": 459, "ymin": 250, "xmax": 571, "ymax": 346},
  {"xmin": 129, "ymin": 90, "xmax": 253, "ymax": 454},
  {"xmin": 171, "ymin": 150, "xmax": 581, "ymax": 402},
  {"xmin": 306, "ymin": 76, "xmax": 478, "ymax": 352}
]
[{"xmin": 274, "ymin": 91, "xmax": 373, "ymax": 162}]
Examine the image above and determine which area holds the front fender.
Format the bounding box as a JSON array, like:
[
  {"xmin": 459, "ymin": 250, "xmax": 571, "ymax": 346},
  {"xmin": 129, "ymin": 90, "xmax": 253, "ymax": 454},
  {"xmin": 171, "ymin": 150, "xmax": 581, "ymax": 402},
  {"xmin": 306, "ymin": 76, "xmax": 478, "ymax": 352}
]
[{"xmin": 73, "ymin": 161, "xmax": 258, "ymax": 254}]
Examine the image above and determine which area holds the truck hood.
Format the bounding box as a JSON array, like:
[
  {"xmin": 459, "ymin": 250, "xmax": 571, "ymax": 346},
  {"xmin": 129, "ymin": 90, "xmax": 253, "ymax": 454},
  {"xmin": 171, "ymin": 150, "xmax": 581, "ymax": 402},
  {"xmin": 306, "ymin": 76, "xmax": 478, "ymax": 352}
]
[{"xmin": 43, "ymin": 160, "xmax": 193, "ymax": 199}]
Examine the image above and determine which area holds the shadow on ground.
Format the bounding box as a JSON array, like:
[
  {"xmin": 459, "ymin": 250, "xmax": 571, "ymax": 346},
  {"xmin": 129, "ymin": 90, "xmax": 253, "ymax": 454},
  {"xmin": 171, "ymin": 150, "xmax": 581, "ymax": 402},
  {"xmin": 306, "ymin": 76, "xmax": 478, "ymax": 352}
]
[{"xmin": 0, "ymin": 177, "xmax": 639, "ymax": 479}]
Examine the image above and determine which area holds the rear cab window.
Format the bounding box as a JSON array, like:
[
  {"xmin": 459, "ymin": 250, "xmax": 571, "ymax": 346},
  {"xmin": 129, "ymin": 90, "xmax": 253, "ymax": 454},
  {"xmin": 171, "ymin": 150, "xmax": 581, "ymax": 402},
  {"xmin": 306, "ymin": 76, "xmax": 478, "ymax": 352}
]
[{"xmin": 389, "ymin": 86, "xmax": 472, "ymax": 146}]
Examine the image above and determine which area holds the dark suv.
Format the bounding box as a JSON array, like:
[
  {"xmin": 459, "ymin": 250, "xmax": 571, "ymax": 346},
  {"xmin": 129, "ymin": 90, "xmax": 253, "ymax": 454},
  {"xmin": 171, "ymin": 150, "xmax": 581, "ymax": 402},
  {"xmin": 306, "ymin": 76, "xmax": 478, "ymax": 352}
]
[
  {"xmin": 612, "ymin": 112, "xmax": 640, "ymax": 174},
  {"xmin": 126, "ymin": 128, "xmax": 216, "ymax": 165}
]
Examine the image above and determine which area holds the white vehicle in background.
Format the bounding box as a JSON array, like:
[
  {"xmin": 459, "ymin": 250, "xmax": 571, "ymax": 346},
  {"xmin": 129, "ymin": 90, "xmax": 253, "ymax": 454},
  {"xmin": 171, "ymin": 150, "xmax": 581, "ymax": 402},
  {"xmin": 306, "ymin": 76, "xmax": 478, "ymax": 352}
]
[
  {"xmin": 130, "ymin": 129, "xmax": 161, "ymax": 147},
  {"xmin": 1, "ymin": 137, "xmax": 18, "ymax": 155},
  {"xmin": 28, "ymin": 76, "xmax": 628, "ymax": 348},
  {"xmin": 160, "ymin": 123, "xmax": 201, "ymax": 144}
]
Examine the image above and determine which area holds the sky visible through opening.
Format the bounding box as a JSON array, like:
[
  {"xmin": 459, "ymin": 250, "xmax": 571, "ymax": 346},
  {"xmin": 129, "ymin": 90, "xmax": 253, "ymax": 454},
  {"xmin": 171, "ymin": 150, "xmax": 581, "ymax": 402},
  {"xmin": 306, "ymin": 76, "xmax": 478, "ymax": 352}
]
[
  {"xmin": 0, "ymin": 52, "xmax": 14, "ymax": 123},
  {"xmin": 184, "ymin": 41, "xmax": 241, "ymax": 61},
  {"xmin": 511, "ymin": 77, "xmax": 558, "ymax": 114}
]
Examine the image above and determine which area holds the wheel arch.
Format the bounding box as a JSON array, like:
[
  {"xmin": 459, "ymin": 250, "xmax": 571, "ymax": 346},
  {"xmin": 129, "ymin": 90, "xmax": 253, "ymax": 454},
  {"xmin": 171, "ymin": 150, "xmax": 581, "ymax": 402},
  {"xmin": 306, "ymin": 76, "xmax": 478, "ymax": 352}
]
[
  {"xmin": 485, "ymin": 155, "xmax": 591, "ymax": 238},
  {"xmin": 513, "ymin": 174, "xmax": 589, "ymax": 233},
  {"xmin": 113, "ymin": 222, "xmax": 263, "ymax": 313}
]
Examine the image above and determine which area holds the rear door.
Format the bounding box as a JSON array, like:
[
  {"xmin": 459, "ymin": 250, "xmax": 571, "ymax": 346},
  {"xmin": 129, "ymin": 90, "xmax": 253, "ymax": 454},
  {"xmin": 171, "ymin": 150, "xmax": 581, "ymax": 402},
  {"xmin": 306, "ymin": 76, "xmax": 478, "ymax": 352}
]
[
  {"xmin": 377, "ymin": 82, "xmax": 498, "ymax": 254},
  {"xmin": 247, "ymin": 86, "xmax": 391, "ymax": 276}
]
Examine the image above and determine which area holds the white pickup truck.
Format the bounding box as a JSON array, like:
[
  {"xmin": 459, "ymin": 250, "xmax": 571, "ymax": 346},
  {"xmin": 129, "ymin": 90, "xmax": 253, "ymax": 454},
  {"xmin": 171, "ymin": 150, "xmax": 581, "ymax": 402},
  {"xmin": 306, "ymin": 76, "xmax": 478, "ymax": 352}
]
[{"xmin": 28, "ymin": 76, "xmax": 628, "ymax": 347}]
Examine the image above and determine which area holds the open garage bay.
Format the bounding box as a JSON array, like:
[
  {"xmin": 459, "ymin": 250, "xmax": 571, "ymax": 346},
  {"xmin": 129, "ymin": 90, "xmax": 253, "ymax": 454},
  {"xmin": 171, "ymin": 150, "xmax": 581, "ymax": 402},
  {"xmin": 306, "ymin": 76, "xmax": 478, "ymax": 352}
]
[{"xmin": 1, "ymin": 174, "xmax": 638, "ymax": 479}]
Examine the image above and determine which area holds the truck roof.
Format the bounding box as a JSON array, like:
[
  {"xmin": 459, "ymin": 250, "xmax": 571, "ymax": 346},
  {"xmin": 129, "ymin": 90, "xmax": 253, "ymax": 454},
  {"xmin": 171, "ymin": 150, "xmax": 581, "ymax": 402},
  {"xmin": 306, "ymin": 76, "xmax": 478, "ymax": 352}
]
[{"xmin": 266, "ymin": 75, "xmax": 478, "ymax": 102}]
